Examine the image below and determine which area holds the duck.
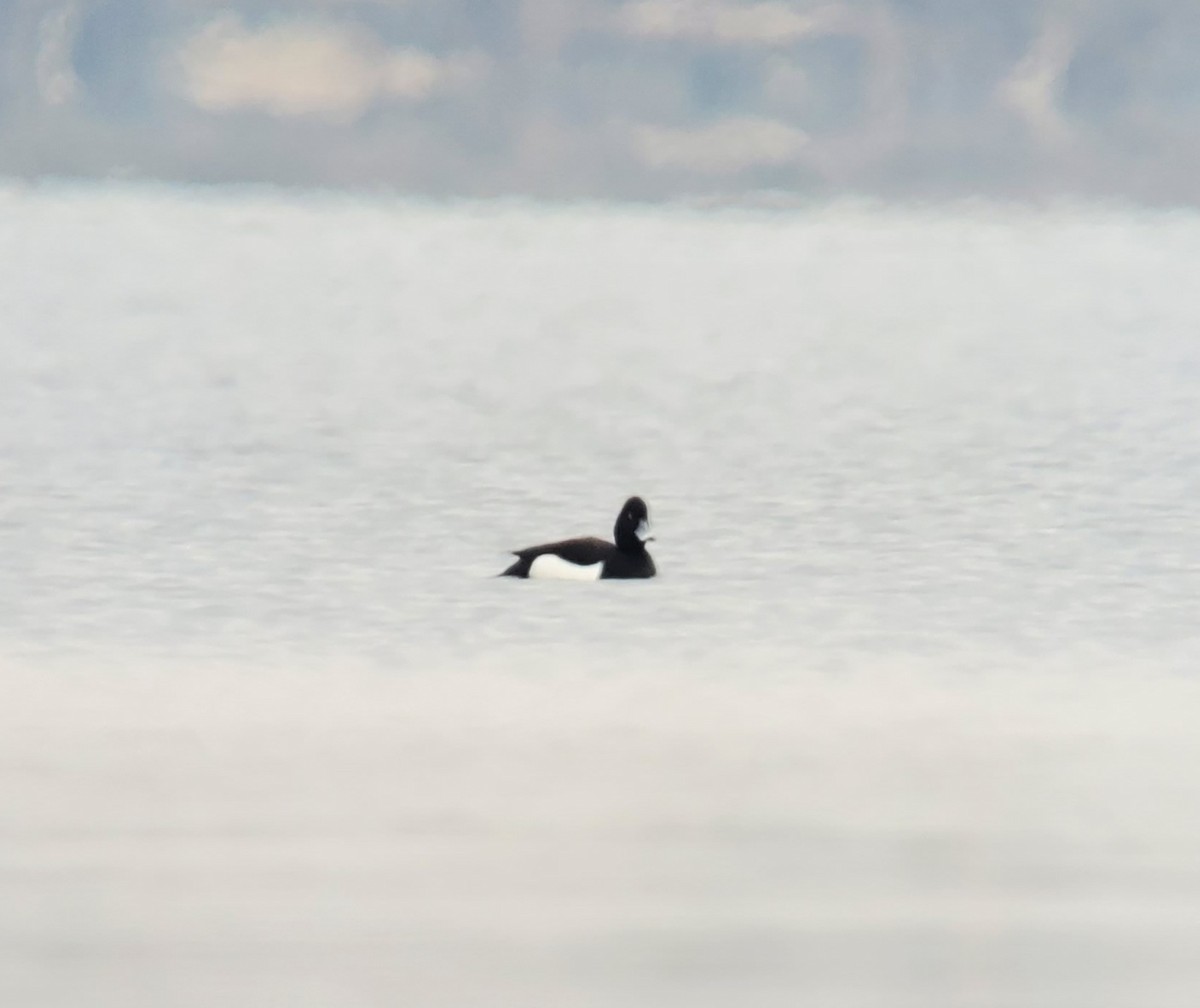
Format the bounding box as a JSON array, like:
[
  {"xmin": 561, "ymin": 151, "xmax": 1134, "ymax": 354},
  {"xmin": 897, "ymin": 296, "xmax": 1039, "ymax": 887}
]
[{"xmin": 499, "ymin": 497, "xmax": 657, "ymax": 580}]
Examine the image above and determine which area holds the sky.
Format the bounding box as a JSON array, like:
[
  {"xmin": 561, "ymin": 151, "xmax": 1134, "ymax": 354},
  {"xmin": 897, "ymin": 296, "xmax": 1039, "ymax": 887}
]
[{"xmin": 2, "ymin": 0, "xmax": 1199, "ymax": 203}]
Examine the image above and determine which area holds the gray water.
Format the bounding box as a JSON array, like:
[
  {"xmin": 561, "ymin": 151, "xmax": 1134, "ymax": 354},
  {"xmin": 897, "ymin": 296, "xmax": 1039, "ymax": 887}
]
[{"xmin": 3, "ymin": 183, "xmax": 1200, "ymax": 1006}]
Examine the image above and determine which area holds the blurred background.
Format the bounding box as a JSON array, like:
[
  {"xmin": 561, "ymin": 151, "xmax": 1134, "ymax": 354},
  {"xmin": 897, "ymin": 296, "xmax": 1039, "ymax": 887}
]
[
  {"xmin": 5, "ymin": 0, "xmax": 1200, "ymax": 203},
  {"xmin": 7, "ymin": 5, "xmax": 1200, "ymax": 1008}
]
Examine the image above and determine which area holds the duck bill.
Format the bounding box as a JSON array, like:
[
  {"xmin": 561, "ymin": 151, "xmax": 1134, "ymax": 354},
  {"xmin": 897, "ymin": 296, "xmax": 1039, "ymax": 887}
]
[{"xmin": 635, "ymin": 518, "xmax": 653, "ymax": 543}]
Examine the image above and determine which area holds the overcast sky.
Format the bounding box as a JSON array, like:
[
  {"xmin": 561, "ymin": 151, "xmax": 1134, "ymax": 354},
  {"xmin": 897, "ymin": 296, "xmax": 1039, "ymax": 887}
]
[{"xmin": 3, "ymin": 0, "xmax": 1199, "ymax": 203}]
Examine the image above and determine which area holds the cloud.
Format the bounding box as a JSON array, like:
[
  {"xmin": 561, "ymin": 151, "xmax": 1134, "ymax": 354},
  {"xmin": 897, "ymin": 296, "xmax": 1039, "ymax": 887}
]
[
  {"xmin": 632, "ymin": 117, "xmax": 808, "ymax": 173},
  {"xmin": 36, "ymin": 4, "xmax": 82, "ymax": 106},
  {"xmin": 998, "ymin": 11, "xmax": 1078, "ymax": 145},
  {"xmin": 171, "ymin": 15, "xmax": 483, "ymax": 121},
  {"xmin": 614, "ymin": 0, "xmax": 847, "ymax": 45}
]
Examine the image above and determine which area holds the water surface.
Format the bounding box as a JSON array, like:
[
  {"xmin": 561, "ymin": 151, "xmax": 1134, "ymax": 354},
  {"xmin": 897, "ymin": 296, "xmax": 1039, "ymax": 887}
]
[{"xmin": 2, "ymin": 184, "xmax": 1199, "ymax": 1006}]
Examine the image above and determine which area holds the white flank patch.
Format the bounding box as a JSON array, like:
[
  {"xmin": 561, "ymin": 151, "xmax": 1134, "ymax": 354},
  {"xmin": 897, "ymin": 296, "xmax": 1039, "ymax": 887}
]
[{"xmin": 528, "ymin": 554, "xmax": 603, "ymax": 581}]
